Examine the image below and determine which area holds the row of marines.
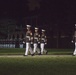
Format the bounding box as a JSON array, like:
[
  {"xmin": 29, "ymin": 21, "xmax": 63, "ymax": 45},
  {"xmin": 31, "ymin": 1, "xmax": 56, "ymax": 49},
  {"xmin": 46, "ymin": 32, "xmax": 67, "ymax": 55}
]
[{"xmin": 23, "ymin": 25, "xmax": 48, "ymax": 56}]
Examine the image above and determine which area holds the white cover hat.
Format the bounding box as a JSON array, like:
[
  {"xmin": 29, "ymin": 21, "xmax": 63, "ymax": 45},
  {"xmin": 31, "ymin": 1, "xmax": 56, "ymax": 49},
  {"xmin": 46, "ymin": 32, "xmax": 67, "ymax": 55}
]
[
  {"xmin": 26, "ymin": 25, "xmax": 31, "ymax": 27},
  {"xmin": 42, "ymin": 29, "xmax": 45, "ymax": 32},
  {"xmin": 75, "ymin": 24, "xmax": 76, "ymax": 27},
  {"xmin": 35, "ymin": 27, "xmax": 38, "ymax": 30}
]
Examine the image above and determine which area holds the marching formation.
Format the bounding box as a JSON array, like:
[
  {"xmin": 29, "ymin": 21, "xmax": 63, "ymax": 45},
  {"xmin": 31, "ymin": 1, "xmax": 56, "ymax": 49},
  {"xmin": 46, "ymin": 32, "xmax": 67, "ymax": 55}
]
[{"xmin": 23, "ymin": 25, "xmax": 47, "ymax": 56}]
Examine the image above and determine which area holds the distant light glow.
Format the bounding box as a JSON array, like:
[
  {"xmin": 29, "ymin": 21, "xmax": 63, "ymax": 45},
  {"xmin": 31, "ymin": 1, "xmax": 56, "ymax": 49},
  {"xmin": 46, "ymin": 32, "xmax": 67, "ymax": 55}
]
[{"xmin": 28, "ymin": 0, "xmax": 42, "ymax": 11}]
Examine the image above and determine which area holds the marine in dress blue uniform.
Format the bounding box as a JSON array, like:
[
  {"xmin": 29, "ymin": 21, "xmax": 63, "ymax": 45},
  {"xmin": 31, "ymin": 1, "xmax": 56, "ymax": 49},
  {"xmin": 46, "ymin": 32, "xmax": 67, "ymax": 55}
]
[
  {"xmin": 40, "ymin": 29, "xmax": 47, "ymax": 54},
  {"xmin": 72, "ymin": 24, "xmax": 76, "ymax": 56},
  {"xmin": 33, "ymin": 27, "xmax": 40, "ymax": 54},
  {"xmin": 24, "ymin": 25, "xmax": 33, "ymax": 56}
]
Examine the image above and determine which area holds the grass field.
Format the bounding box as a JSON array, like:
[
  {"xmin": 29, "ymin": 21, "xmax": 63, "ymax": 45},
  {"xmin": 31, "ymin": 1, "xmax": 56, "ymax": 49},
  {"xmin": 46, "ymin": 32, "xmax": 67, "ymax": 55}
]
[
  {"xmin": 0, "ymin": 48, "xmax": 74, "ymax": 55},
  {"xmin": 0, "ymin": 48, "xmax": 76, "ymax": 75}
]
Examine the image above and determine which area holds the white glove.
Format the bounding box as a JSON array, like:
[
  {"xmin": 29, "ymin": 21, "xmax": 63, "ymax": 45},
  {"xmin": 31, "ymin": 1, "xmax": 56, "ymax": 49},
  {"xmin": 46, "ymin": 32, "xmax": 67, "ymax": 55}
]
[
  {"xmin": 23, "ymin": 41, "xmax": 25, "ymax": 44},
  {"xmin": 38, "ymin": 42, "xmax": 40, "ymax": 44},
  {"xmin": 71, "ymin": 40, "xmax": 74, "ymax": 43},
  {"xmin": 45, "ymin": 43, "xmax": 47, "ymax": 45},
  {"xmin": 31, "ymin": 42, "xmax": 33, "ymax": 44}
]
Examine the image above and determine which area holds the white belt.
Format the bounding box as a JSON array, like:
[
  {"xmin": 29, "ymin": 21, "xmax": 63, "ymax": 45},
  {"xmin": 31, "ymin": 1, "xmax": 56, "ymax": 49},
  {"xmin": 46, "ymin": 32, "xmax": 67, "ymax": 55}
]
[
  {"xmin": 26, "ymin": 36, "xmax": 30, "ymax": 40},
  {"xmin": 42, "ymin": 38, "xmax": 45, "ymax": 40},
  {"xmin": 34, "ymin": 37, "xmax": 38, "ymax": 39},
  {"xmin": 34, "ymin": 37, "xmax": 38, "ymax": 41}
]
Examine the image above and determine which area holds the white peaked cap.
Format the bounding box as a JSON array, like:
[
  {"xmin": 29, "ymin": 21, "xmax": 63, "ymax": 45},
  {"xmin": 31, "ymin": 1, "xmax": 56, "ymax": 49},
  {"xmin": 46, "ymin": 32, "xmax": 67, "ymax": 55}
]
[
  {"xmin": 75, "ymin": 24, "xmax": 76, "ymax": 27},
  {"xmin": 26, "ymin": 25, "xmax": 31, "ymax": 27},
  {"xmin": 35, "ymin": 27, "xmax": 38, "ymax": 30},
  {"xmin": 42, "ymin": 29, "xmax": 45, "ymax": 32}
]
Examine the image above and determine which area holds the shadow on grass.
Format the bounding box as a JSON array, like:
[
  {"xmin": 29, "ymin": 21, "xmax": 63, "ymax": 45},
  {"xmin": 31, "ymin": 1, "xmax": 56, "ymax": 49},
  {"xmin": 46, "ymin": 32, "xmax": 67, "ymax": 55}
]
[{"xmin": 0, "ymin": 48, "xmax": 74, "ymax": 55}]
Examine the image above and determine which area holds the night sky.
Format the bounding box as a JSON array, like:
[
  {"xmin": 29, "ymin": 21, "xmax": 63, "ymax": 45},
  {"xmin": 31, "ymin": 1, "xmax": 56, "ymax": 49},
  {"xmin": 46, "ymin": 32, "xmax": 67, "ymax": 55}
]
[
  {"xmin": 0, "ymin": 0, "xmax": 41, "ymax": 18},
  {"xmin": 0, "ymin": 0, "xmax": 76, "ymax": 29},
  {"xmin": 0, "ymin": 0, "xmax": 76, "ymax": 48}
]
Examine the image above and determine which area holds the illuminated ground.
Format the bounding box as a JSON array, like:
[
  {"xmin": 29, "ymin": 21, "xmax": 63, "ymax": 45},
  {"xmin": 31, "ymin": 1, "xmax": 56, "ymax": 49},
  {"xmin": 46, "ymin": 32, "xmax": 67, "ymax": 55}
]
[
  {"xmin": 0, "ymin": 55, "xmax": 74, "ymax": 58},
  {"xmin": 0, "ymin": 48, "xmax": 76, "ymax": 75}
]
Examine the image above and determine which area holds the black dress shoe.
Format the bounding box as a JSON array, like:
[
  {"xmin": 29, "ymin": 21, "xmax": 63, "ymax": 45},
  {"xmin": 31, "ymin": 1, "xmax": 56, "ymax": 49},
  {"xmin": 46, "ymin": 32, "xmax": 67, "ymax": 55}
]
[
  {"xmin": 23, "ymin": 55, "xmax": 28, "ymax": 56},
  {"xmin": 72, "ymin": 54, "xmax": 75, "ymax": 56},
  {"xmin": 31, "ymin": 54, "xmax": 34, "ymax": 56},
  {"xmin": 38, "ymin": 53, "xmax": 41, "ymax": 55},
  {"xmin": 46, "ymin": 51, "xmax": 48, "ymax": 55}
]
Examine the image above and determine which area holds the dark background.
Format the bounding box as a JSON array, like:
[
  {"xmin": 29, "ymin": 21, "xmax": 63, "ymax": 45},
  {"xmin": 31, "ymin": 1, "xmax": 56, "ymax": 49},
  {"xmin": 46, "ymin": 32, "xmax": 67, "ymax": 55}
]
[{"xmin": 0, "ymin": 0, "xmax": 76, "ymax": 48}]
